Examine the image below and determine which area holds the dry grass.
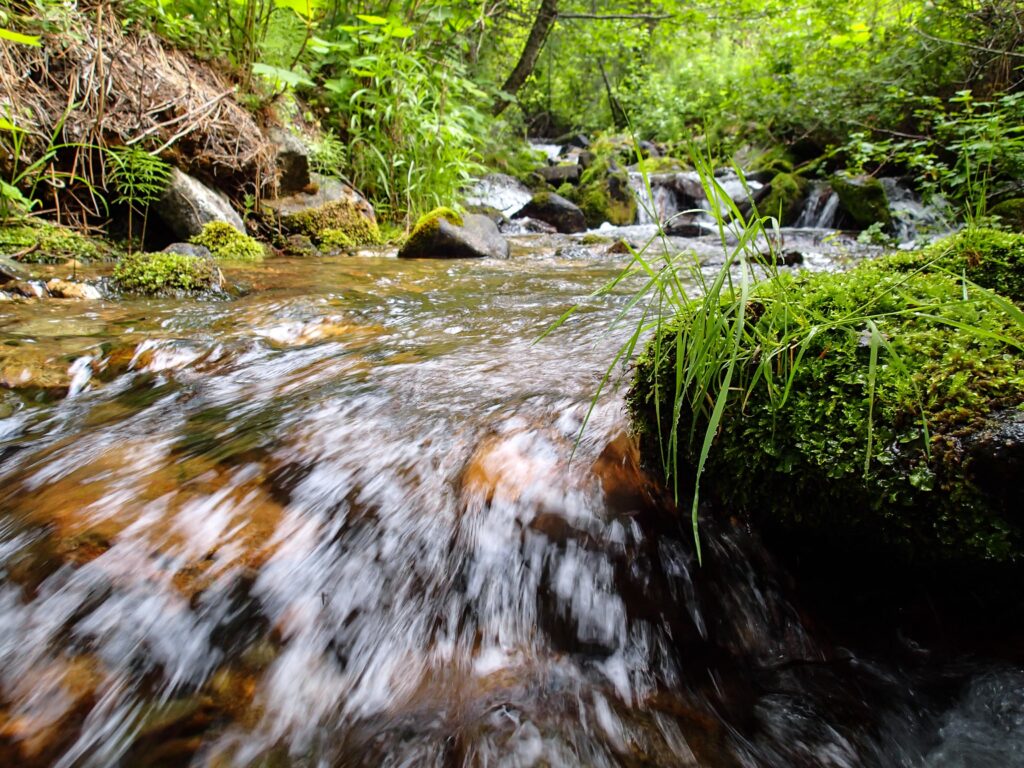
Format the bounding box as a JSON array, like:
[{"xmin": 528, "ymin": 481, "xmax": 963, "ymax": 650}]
[{"xmin": 0, "ymin": 1, "xmax": 275, "ymax": 224}]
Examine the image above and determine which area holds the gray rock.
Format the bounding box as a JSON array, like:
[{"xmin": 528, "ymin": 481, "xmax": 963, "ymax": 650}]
[
  {"xmin": 162, "ymin": 242, "xmax": 212, "ymax": 259},
  {"xmin": 514, "ymin": 192, "xmax": 586, "ymax": 234},
  {"xmin": 155, "ymin": 168, "xmax": 244, "ymax": 240},
  {"xmin": 463, "ymin": 174, "xmax": 533, "ymax": 219},
  {"xmin": 964, "ymin": 409, "xmax": 1024, "ymax": 513},
  {"xmin": 398, "ymin": 213, "xmax": 509, "ymax": 259},
  {"xmin": 500, "ymin": 217, "xmax": 557, "ymax": 235},
  {"xmin": 536, "ymin": 164, "xmax": 580, "ymax": 185},
  {"xmin": 267, "ymin": 126, "xmax": 311, "ymax": 195}
]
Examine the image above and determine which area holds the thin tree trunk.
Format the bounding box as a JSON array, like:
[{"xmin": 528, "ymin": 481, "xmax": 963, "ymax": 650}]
[{"xmin": 493, "ymin": 0, "xmax": 559, "ymax": 116}]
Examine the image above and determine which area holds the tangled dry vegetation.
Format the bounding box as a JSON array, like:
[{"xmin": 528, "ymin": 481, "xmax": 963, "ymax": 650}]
[{"xmin": 0, "ymin": 1, "xmax": 275, "ymax": 225}]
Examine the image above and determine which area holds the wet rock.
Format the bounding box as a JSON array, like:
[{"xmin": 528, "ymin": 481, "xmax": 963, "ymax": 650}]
[
  {"xmin": 759, "ymin": 172, "xmax": 809, "ymax": 226},
  {"xmin": 45, "ymin": 279, "xmax": 101, "ymax": 300},
  {"xmin": 261, "ymin": 174, "xmax": 379, "ymax": 245},
  {"xmin": 555, "ymin": 132, "xmax": 590, "ymax": 150},
  {"xmin": 267, "ymin": 126, "xmax": 310, "ymax": 195},
  {"xmin": 113, "ymin": 251, "xmax": 224, "ymax": 295},
  {"xmin": 513, "ymin": 191, "xmax": 586, "ymax": 234},
  {"xmin": 156, "ymin": 168, "xmax": 245, "ymax": 239},
  {"xmin": 463, "ymin": 173, "xmax": 533, "ymax": 219},
  {"xmin": 6, "ymin": 280, "xmax": 45, "ymax": 298},
  {"xmin": 0, "ymin": 255, "xmax": 28, "ymax": 284},
  {"xmin": 399, "ymin": 209, "xmax": 509, "ymax": 260},
  {"xmin": 0, "ymin": 348, "xmax": 72, "ymax": 396},
  {"xmin": 535, "ymin": 164, "xmax": 580, "ymax": 186},
  {"xmin": 281, "ymin": 234, "xmax": 320, "ymax": 257},
  {"xmin": 665, "ymin": 215, "xmax": 715, "ymax": 237},
  {"xmin": 163, "ymin": 242, "xmax": 212, "ymax": 259},
  {"xmin": 964, "ymin": 409, "xmax": 1024, "ymax": 513}
]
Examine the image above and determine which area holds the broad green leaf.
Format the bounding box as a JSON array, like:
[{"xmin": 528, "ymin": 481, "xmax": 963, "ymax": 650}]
[
  {"xmin": 251, "ymin": 63, "xmax": 314, "ymax": 88},
  {"xmin": 356, "ymin": 14, "xmax": 388, "ymax": 25}
]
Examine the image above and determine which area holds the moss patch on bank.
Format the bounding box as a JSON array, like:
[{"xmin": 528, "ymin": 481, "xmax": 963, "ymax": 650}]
[
  {"xmin": 628, "ymin": 232, "xmax": 1024, "ymax": 565},
  {"xmin": 0, "ymin": 218, "xmax": 115, "ymax": 263}
]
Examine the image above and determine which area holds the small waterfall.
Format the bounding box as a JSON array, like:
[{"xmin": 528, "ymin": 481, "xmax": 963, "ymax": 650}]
[
  {"xmin": 796, "ymin": 182, "xmax": 840, "ymax": 229},
  {"xmin": 629, "ymin": 173, "xmax": 681, "ymax": 226},
  {"xmin": 881, "ymin": 177, "xmax": 951, "ymax": 243},
  {"xmin": 529, "ymin": 141, "xmax": 563, "ymax": 163}
]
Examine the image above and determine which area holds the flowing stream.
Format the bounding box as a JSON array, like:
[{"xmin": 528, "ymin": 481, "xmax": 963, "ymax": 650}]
[{"xmin": 0, "ymin": 232, "xmax": 1021, "ymax": 767}]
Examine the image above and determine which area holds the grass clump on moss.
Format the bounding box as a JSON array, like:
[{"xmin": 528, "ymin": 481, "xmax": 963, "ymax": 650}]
[
  {"xmin": 0, "ymin": 218, "xmax": 113, "ymax": 263},
  {"xmin": 190, "ymin": 222, "xmax": 264, "ymax": 263},
  {"xmin": 628, "ymin": 250, "xmax": 1024, "ymax": 565},
  {"xmin": 113, "ymin": 251, "xmax": 221, "ymax": 295}
]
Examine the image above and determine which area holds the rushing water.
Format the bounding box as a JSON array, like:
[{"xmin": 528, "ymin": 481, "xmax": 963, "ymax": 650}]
[{"xmin": 0, "ymin": 233, "xmax": 1021, "ymax": 767}]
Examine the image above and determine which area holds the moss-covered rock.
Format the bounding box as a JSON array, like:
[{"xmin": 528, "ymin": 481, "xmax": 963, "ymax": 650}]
[
  {"xmin": 398, "ymin": 208, "xmax": 508, "ymax": 260},
  {"xmin": 190, "ymin": 222, "xmax": 265, "ymax": 263},
  {"xmin": 758, "ymin": 172, "xmax": 809, "ymax": 226},
  {"xmin": 0, "ymin": 218, "xmax": 114, "ymax": 264},
  {"xmin": 889, "ymin": 228, "xmax": 1024, "ymax": 304},
  {"xmin": 628, "ymin": 251, "xmax": 1024, "ymax": 567},
  {"xmin": 262, "ymin": 176, "xmax": 381, "ymax": 246},
  {"xmin": 830, "ymin": 173, "xmax": 892, "ymax": 230},
  {"xmin": 573, "ymin": 159, "xmax": 637, "ymax": 228},
  {"xmin": 989, "ymin": 198, "xmax": 1024, "ymax": 232},
  {"xmin": 112, "ymin": 251, "xmax": 222, "ymax": 295}
]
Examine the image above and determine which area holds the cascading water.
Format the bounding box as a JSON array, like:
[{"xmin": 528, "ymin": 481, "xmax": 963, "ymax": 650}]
[
  {"xmin": 795, "ymin": 182, "xmax": 841, "ymax": 229},
  {"xmin": 0, "ymin": 235, "xmax": 1019, "ymax": 766}
]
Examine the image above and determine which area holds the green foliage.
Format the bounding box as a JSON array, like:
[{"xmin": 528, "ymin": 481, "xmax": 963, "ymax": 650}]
[
  {"xmin": 105, "ymin": 145, "xmax": 172, "ymax": 248},
  {"xmin": 113, "ymin": 250, "xmax": 221, "ymax": 294},
  {"xmin": 309, "ymin": 130, "xmax": 346, "ymax": 178},
  {"xmin": 190, "ymin": 222, "xmax": 265, "ymax": 263}
]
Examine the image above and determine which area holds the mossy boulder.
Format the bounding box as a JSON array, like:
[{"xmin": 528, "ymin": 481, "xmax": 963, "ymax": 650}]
[
  {"xmin": 190, "ymin": 222, "xmax": 265, "ymax": 263},
  {"xmin": 889, "ymin": 228, "xmax": 1024, "ymax": 303},
  {"xmin": 112, "ymin": 251, "xmax": 223, "ymax": 295},
  {"xmin": 830, "ymin": 173, "xmax": 892, "ymax": 230},
  {"xmin": 628, "ymin": 251, "xmax": 1024, "ymax": 567},
  {"xmin": 262, "ymin": 175, "xmax": 380, "ymax": 246},
  {"xmin": 758, "ymin": 172, "xmax": 809, "ymax": 226},
  {"xmin": 573, "ymin": 159, "xmax": 637, "ymax": 228},
  {"xmin": 398, "ymin": 208, "xmax": 509, "ymax": 259},
  {"xmin": 989, "ymin": 198, "xmax": 1024, "ymax": 232},
  {"xmin": 0, "ymin": 219, "xmax": 114, "ymax": 264}
]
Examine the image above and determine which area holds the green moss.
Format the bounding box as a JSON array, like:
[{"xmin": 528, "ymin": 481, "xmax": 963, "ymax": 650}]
[
  {"xmin": 0, "ymin": 218, "xmax": 113, "ymax": 263},
  {"xmin": 190, "ymin": 222, "xmax": 265, "ymax": 263},
  {"xmin": 575, "ymin": 158, "xmax": 637, "ymax": 227},
  {"xmin": 628, "ymin": 254, "xmax": 1024, "ymax": 565},
  {"xmin": 555, "ymin": 182, "xmax": 574, "ymax": 198},
  {"xmin": 989, "ymin": 198, "xmax": 1024, "ymax": 232},
  {"xmin": 830, "ymin": 173, "xmax": 892, "ymax": 229},
  {"xmin": 280, "ymin": 199, "xmax": 382, "ymax": 245},
  {"xmin": 758, "ymin": 172, "xmax": 808, "ymax": 226},
  {"xmin": 112, "ymin": 252, "xmax": 220, "ymax": 295},
  {"xmin": 890, "ymin": 228, "xmax": 1024, "ymax": 303},
  {"xmin": 580, "ymin": 233, "xmax": 611, "ymax": 245},
  {"xmin": 634, "ymin": 156, "xmax": 688, "ymax": 174}
]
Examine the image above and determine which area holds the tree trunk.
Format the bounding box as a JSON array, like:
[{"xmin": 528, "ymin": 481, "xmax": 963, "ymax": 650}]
[{"xmin": 493, "ymin": 0, "xmax": 559, "ymax": 116}]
